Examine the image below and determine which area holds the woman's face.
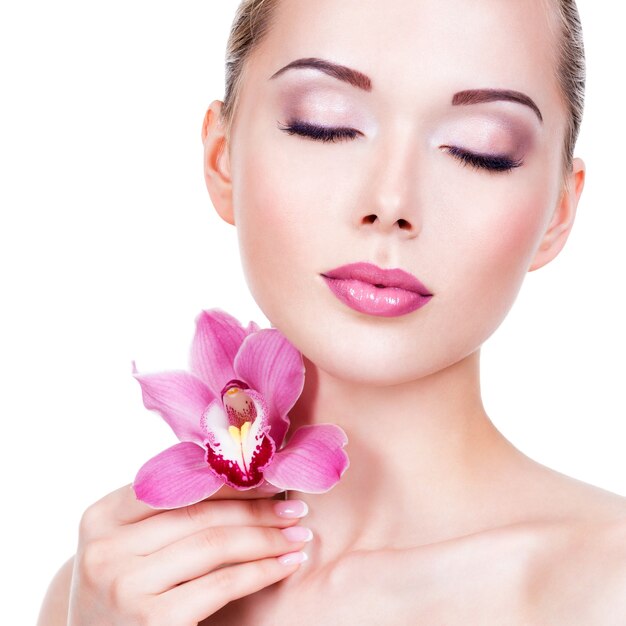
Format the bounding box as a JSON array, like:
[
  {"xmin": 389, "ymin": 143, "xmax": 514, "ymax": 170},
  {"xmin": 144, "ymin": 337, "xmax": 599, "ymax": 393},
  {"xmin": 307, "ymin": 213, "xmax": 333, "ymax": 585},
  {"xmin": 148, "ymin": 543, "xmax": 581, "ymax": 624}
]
[{"xmin": 217, "ymin": 0, "xmax": 579, "ymax": 385}]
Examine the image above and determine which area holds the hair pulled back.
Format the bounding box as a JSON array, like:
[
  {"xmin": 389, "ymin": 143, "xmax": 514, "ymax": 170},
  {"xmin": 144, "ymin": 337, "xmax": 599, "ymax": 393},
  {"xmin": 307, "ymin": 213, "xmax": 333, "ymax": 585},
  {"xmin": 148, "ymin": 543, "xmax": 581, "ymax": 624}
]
[{"xmin": 220, "ymin": 0, "xmax": 585, "ymax": 183}]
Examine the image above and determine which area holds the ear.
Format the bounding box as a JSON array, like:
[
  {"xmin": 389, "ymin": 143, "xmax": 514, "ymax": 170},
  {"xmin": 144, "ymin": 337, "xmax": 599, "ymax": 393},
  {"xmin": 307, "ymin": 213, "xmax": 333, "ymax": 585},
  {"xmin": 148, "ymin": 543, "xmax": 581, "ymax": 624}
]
[
  {"xmin": 201, "ymin": 100, "xmax": 235, "ymax": 225},
  {"xmin": 528, "ymin": 157, "xmax": 585, "ymax": 272}
]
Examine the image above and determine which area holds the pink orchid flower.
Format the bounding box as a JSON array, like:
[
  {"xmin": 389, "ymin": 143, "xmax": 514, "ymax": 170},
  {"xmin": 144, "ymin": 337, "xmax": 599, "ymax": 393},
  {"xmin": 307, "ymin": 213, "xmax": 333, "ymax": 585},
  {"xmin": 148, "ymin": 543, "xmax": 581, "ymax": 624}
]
[{"xmin": 132, "ymin": 309, "xmax": 349, "ymax": 509}]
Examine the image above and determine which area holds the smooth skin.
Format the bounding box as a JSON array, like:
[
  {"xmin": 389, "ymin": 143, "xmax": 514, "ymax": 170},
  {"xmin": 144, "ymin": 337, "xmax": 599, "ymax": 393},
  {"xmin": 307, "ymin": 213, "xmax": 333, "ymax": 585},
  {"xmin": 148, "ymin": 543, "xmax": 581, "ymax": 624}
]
[
  {"xmin": 38, "ymin": 485, "xmax": 311, "ymax": 625},
  {"xmin": 39, "ymin": 0, "xmax": 626, "ymax": 623},
  {"xmin": 200, "ymin": 0, "xmax": 626, "ymax": 622}
]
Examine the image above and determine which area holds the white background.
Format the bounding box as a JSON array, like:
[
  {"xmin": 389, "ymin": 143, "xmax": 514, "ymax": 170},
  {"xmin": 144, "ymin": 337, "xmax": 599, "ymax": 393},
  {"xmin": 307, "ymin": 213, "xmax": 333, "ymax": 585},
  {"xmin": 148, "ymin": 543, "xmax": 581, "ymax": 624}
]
[{"xmin": 0, "ymin": 1, "xmax": 624, "ymax": 623}]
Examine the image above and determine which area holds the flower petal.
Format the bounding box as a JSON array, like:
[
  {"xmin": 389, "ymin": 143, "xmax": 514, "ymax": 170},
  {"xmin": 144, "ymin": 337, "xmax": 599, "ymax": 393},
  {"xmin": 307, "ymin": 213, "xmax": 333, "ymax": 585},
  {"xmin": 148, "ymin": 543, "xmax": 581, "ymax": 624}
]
[
  {"xmin": 263, "ymin": 424, "xmax": 349, "ymax": 493},
  {"xmin": 190, "ymin": 309, "xmax": 247, "ymax": 397},
  {"xmin": 206, "ymin": 433, "xmax": 275, "ymax": 490},
  {"xmin": 202, "ymin": 390, "xmax": 275, "ymax": 490},
  {"xmin": 255, "ymin": 480, "xmax": 286, "ymax": 496},
  {"xmin": 234, "ymin": 329, "xmax": 304, "ymax": 449},
  {"xmin": 200, "ymin": 398, "xmax": 229, "ymax": 433},
  {"xmin": 245, "ymin": 320, "xmax": 261, "ymax": 334},
  {"xmin": 133, "ymin": 442, "xmax": 224, "ymax": 509},
  {"xmin": 132, "ymin": 363, "xmax": 213, "ymax": 445}
]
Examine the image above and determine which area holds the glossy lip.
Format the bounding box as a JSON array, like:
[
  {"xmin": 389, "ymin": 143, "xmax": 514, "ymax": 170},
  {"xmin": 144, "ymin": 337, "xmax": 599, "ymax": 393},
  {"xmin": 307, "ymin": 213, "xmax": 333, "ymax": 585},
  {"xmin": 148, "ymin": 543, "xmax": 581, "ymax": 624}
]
[
  {"xmin": 321, "ymin": 262, "xmax": 432, "ymax": 295},
  {"xmin": 320, "ymin": 262, "xmax": 434, "ymax": 318}
]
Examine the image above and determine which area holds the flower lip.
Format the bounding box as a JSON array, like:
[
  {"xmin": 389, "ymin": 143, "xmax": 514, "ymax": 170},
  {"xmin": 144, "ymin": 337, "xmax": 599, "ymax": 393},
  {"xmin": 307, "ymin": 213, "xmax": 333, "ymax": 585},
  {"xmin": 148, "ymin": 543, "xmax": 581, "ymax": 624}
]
[
  {"xmin": 321, "ymin": 262, "xmax": 432, "ymax": 296},
  {"xmin": 220, "ymin": 379, "xmax": 250, "ymax": 397}
]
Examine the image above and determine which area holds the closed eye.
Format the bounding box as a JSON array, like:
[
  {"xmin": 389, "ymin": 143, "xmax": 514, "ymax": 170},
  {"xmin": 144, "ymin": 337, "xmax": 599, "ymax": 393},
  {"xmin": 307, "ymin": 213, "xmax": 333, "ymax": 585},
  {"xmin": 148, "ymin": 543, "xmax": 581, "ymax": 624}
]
[
  {"xmin": 277, "ymin": 120, "xmax": 362, "ymax": 143},
  {"xmin": 277, "ymin": 120, "xmax": 523, "ymax": 174},
  {"xmin": 441, "ymin": 145, "xmax": 523, "ymax": 173}
]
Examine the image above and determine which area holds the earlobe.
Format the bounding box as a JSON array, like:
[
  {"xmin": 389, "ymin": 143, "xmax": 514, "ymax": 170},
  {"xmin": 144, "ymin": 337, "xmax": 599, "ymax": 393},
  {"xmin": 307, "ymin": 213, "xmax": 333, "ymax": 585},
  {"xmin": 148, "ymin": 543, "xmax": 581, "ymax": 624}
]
[
  {"xmin": 528, "ymin": 157, "xmax": 585, "ymax": 272},
  {"xmin": 202, "ymin": 100, "xmax": 235, "ymax": 226}
]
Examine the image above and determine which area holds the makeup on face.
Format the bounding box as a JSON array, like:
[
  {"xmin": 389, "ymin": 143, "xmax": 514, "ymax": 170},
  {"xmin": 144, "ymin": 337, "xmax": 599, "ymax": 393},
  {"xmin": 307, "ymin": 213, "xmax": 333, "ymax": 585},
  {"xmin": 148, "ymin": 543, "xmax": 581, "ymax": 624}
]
[
  {"xmin": 258, "ymin": 58, "xmax": 545, "ymax": 321},
  {"xmin": 321, "ymin": 262, "xmax": 434, "ymax": 318},
  {"xmin": 269, "ymin": 57, "xmax": 540, "ymax": 166},
  {"xmin": 429, "ymin": 111, "xmax": 535, "ymax": 163},
  {"xmin": 269, "ymin": 57, "xmax": 543, "ymax": 123},
  {"xmin": 272, "ymin": 75, "xmax": 374, "ymax": 132},
  {"xmin": 279, "ymin": 84, "xmax": 367, "ymax": 128}
]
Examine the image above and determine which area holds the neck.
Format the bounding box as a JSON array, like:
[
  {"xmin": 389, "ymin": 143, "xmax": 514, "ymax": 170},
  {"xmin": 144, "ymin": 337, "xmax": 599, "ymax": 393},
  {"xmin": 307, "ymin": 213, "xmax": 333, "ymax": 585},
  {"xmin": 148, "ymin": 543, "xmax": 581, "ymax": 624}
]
[{"xmin": 283, "ymin": 348, "xmax": 522, "ymax": 560}]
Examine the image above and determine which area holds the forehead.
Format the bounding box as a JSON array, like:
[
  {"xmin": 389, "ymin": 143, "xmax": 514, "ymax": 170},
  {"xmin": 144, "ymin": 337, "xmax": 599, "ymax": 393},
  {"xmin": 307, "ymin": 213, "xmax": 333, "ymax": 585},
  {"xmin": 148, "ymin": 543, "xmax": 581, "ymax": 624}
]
[{"xmin": 246, "ymin": 0, "xmax": 563, "ymax": 127}]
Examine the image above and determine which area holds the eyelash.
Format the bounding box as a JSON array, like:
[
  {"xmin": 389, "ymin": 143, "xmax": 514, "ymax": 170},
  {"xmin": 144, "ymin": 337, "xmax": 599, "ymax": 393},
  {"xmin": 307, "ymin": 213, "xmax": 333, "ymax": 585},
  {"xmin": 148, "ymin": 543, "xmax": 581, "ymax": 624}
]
[
  {"xmin": 277, "ymin": 120, "xmax": 362, "ymax": 143},
  {"xmin": 277, "ymin": 120, "xmax": 524, "ymax": 173},
  {"xmin": 441, "ymin": 145, "xmax": 523, "ymax": 173}
]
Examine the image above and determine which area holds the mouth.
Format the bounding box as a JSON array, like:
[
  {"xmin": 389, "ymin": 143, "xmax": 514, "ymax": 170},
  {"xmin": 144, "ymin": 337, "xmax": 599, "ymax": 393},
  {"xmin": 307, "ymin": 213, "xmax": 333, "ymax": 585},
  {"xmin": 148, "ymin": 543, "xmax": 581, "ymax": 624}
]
[
  {"xmin": 320, "ymin": 262, "xmax": 433, "ymax": 318},
  {"xmin": 321, "ymin": 262, "xmax": 432, "ymax": 295}
]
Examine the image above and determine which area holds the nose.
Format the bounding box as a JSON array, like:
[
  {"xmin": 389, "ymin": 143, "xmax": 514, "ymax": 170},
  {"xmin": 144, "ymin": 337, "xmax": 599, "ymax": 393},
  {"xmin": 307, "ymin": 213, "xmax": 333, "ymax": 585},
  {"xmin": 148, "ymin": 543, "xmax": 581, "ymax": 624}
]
[
  {"xmin": 361, "ymin": 212, "xmax": 413, "ymax": 233},
  {"xmin": 357, "ymin": 131, "xmax": 422, "ymax": 238}
]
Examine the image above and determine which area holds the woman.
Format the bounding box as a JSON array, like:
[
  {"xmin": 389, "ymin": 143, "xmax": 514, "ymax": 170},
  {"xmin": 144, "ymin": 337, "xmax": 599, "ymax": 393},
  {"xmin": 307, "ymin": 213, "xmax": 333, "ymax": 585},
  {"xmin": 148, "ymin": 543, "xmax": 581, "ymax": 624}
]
[{"xmin": 38, "ymin": 0, "xmax": 626, "ymax": 623}]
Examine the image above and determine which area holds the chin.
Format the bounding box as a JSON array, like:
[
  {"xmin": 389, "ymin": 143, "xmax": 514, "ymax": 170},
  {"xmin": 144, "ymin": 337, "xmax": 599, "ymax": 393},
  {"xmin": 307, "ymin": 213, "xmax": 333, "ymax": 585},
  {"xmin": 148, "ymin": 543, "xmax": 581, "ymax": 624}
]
[
  {"xmin": 316, "ymin": 356, "xmax": 428, "ymax": 386},
  {"xmin": 252, "ymin": 286, "xmax": 490, "ymax": 387},
  {"xmin": 273, "ymin": 318, "xmax": 464, "ymax": 387}
]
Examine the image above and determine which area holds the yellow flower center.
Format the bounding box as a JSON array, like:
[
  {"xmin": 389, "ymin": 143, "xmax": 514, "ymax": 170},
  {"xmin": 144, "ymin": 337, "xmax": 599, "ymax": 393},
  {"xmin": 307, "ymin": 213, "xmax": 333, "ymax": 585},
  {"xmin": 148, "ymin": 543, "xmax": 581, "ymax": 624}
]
[{"xmin": 228, "ymin": 420, "xmax": 252, "ymax": 444}]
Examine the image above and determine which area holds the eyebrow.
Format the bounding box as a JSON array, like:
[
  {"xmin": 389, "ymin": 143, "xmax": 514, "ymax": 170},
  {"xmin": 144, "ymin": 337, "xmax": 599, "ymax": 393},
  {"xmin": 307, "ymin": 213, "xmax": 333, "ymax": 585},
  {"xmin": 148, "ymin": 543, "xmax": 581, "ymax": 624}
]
[
  {"xmin": 452, "ymin": 89, "xmax": 543, "ymax": 123},
  {"xmin": 269, "ymin": 57, "xmax": 372, "ymax": 91},
  {"xmin": 270, "ymin": 57, "xmax": 543, "ymax": 123}
]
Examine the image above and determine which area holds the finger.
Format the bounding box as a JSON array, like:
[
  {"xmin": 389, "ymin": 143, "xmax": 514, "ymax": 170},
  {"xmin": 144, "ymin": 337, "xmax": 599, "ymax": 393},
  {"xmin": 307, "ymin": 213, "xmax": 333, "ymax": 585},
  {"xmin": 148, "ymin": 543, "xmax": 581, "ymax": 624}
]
[
  {"xmin": 121, "ymin": 497, "xmax": 309, "ymax": 555},
  {"xmin": 139, "ymin": 524, "xmax": 313, "ymax": 592},
  {"xmin": 199, "ymin": 481, "xmax": 285, "ymax": 500},
  {"xmin": 158, "ymin": 553, "xmax": 306, "ymax": 623},
  {"xmin": 79, "ymin": 484, "xmax": 163, "ymax": 537},
  {"xmin": 98, "ymin": 480, "xmax": 285, "ymax": 529}
]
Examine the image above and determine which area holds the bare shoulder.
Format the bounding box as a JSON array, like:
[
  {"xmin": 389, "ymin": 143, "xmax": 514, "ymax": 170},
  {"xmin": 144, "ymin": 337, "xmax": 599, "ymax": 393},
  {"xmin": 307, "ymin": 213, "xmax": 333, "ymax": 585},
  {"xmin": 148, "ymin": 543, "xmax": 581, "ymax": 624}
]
[
  {"xmin": 574, "ymin": 516, "xmax": 626, "ymax": 620},
  {"xmin": 525, "ymin": 514, "xmax": 626, "ymax": 624},
  {"xmin": 37, "ymin": 555, "xmax": 74, "ymax": 626},
  {"xmin": 520, "ymin": 456, "xmax": 626, "ymax": 619},
  {"xmin": 520, "ymin": 451, "xmax": 626, "ymax": 522},
  {"xmin": 558, "ymin": 475, "xmax": 626, "ymax": 522}
]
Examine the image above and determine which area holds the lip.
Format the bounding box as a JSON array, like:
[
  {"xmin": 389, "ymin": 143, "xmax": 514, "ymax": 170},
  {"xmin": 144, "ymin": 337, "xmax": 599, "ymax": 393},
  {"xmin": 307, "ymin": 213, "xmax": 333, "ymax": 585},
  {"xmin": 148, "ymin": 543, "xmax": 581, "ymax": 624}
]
[{"xmin": 320, "ymin": 262, "xmax": 433, "ymax": 317}]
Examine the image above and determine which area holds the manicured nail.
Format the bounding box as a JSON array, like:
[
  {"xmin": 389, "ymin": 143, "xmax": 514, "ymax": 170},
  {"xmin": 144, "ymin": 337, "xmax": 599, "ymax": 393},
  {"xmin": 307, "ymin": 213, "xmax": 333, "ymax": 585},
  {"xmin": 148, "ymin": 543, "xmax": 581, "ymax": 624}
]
[
  {"xmin": 281, "ymin": 526, "xmax": 313, "ymax": 542},
  {"xmin": 274, "ymin": 499, "xmax": 309, "ymax": 519},
  {"xmin": 278, "ymin": 551, "xmax": 308, "ymax": 566}
]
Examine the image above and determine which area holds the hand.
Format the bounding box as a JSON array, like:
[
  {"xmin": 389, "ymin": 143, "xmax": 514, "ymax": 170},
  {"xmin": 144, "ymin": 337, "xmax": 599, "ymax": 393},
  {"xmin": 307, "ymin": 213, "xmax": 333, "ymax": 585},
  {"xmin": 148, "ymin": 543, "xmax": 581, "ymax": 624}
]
[{"xmin": 67, "ymin": 483, "xmax": 311, "ymax": 626}]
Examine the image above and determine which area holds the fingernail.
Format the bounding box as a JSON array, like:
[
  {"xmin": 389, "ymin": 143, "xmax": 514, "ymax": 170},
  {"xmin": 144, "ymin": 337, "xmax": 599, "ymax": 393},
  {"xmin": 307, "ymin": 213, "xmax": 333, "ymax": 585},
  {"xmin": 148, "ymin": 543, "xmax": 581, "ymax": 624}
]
[
  {"xmin": 274, "ymin": 499, "xmax": 309, "ymax": 519},
  {"xmin": 281, "ymin": 526, "xmax": 313, "ymax": 542},
  {"xmin": 278, "ymin": 551, "xmax": 308, "ymax": 566}
]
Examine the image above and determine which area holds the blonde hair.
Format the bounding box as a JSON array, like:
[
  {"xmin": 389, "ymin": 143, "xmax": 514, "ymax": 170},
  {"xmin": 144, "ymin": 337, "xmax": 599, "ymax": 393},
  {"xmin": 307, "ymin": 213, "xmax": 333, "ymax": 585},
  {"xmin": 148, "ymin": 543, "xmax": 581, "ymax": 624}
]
[
  {"xmin": 220, "ymin": 0, "xmax": 585, "ymax": 184},
  {"xmin": 220, "ymin": 0, "xmax": 280, "ymax": 140}
]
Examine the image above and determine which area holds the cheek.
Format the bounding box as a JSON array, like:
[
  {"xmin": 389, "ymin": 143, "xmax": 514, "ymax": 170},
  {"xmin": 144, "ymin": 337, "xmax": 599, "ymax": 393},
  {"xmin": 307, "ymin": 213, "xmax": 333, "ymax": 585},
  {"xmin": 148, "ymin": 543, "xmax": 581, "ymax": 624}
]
[
  {"xmin": 447, "ymin": 183, "xmax": 552, "ymax": 341},
  {"xmin": 227, "ymin": 114, "xmax": 560, "ymax": 385},
  {"xmin": 232, "ymin": 144, "xmax": 320, "ymax": 322}
]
